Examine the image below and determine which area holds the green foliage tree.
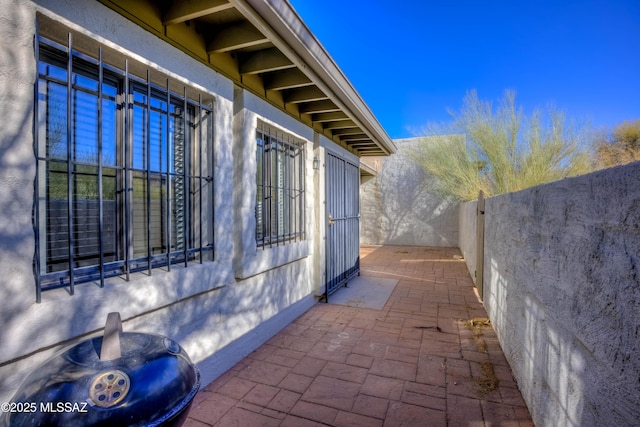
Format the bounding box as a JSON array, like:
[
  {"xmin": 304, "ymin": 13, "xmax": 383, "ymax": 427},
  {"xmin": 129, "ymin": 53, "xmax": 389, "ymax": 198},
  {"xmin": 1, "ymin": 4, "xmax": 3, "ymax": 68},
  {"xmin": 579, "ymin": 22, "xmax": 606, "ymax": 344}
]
[
  {"xmin": 411, "ymin": 90, "xmax": 593, "ymax": 202},
  {"xmin": 594, "ymin": 119, "xmax": 640, "ymax": 168}
]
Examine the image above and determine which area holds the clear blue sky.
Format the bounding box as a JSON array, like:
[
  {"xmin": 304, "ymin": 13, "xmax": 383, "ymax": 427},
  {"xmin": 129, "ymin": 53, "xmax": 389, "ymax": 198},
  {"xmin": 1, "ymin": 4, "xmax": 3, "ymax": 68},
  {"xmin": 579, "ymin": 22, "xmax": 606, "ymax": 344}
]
[{"xmin": 289, "ymin": 0, "xmax": 640, "ymax": 139}]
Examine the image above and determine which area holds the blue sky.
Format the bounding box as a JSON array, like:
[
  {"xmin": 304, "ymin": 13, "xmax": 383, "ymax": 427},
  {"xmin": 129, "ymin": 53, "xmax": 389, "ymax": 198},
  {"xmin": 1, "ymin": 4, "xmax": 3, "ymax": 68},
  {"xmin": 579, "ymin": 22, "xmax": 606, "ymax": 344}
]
[{"xmin": 288, "ymin": 0, "xmax": 640, "ymax": 139}]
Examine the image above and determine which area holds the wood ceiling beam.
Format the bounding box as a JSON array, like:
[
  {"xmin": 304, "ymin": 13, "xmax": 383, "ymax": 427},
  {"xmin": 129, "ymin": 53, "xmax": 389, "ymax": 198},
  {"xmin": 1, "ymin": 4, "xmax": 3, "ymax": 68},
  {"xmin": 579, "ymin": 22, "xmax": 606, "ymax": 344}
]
[
  {"xmin": 353, "ymin": 147, "xmax": 383, "ymax": 153},
  {"xmin": 311, "ymin": 111, "xmax": 349, "ymax": 123},
  {"xmin": 264, "ymin": 69, "xmax": 312, "ymax": 90},
  {"xmin": 323, "ymin": 120, "xmax": 357, "ymax": 130},
  {"xmin": 207, "ymin": 21, "xmax": 269, "ymax": 53},
  {"xmin": 355, "ymin": 148, "xmax": 384, "ymax": 153},
  {"xmin": 339, "ymin": 134, "xmax": 370, "ymax": 141},
  {"xmin": 164, "ymin": 0, "xmax": 233, "ymax": 25},
  {"xmin": 298, "ymin": 100, "xmax": 340, "ymax": 114},
  {"xmin": 284, "ymin": 86, "xmax": 328, "ymax": 103},
  {"xmin": 331, "ymin": 128, "xmax": 363, "ymax": 136},
  {"xmin": 239, "ymin": 47, "xmax": 295, "ymax": 74},
  {"xmin": 347, "ymin": 143, "xmax": 375, "ymax": 148}
]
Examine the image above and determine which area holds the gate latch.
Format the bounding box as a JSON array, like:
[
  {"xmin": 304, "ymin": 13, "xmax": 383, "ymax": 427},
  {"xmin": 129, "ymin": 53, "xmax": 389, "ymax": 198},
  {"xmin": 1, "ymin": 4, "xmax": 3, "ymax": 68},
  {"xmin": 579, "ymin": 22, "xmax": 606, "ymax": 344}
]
[{"xmin": 328, "ymin": 214, "xmax": 336, "ymax": 226}]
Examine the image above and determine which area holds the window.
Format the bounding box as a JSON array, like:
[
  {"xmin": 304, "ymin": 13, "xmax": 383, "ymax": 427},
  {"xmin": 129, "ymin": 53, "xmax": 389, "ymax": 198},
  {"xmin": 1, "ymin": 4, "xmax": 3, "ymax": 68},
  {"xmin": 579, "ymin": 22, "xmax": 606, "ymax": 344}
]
[
  {"xmin": 34, "ymin": 32, "xmax": 214, "ymax": 298},
  {"xmin": 255, "ymin": 123, "xmax": 305, "ymax": 248}
]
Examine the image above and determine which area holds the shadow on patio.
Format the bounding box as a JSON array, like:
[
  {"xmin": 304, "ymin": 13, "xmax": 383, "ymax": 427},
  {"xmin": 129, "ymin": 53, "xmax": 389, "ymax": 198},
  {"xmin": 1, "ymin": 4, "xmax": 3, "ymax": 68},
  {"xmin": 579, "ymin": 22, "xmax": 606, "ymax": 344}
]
[{"xmin": 184, "ymin": 245, "xmax": 533, "ymax": 426}]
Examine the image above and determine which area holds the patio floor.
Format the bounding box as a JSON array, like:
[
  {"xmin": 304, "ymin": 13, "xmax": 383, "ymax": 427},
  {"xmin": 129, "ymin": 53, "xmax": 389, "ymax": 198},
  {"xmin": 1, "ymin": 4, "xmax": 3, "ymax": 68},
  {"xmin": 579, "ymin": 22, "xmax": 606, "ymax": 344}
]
[{"xmin": 183, "ymin": 245, "xmax": 533, "ymax": 426}]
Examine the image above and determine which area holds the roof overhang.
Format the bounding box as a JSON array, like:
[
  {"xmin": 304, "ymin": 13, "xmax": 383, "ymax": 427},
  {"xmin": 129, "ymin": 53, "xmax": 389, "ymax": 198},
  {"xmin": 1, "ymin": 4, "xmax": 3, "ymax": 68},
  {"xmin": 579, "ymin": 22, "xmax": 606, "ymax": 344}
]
[
  {"xmin": 359, "ymin": 160, "xmax": 378, "ymax": 178},
  {"xmin": 97, "ymin": 0, "xmax": 397, "ymax": 157}
]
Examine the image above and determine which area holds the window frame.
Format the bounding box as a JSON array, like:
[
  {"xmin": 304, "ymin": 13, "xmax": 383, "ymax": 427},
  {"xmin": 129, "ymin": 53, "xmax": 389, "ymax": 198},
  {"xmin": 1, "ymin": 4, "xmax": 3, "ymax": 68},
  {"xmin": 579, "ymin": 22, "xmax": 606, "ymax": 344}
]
[
  {"xmin": 34, "ymin": 30, "xmax": 215, "ymax": 301},
  {"xmin": 255, "ymin": 122, "xmax": 306, "ymax": 249}
]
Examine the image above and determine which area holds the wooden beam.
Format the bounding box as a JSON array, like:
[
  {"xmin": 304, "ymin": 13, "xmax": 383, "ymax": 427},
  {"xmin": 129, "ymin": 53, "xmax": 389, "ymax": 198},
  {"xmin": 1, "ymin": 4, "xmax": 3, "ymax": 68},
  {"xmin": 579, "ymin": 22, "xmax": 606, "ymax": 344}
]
[
  {"xmin": 312, "ymin": 111, "xmax": 349, "ymax": 123},
  {"xmin": 331, "ymin": 127, "xmax": 363, "ymax": 136},
  {"xmin": 323, "ymin": 120, "xmax": 357, "ymax": 130},
  {"xmin": 298, "ymin": 100, "xmax": 340, "ymax": 114},
  {"xmin": 345, "ymin": 142, "xmax": 375, "ymax": 147},
  {"xmin": 207, "ymin": 21, "xmax": 269, "ymax": 53},
  {"xmin": 164, "ymin": 0, "xmax": 233, "ymax": 25},
  {"xmin": 239, "ymin": 47, "xmax": 294, "ymax": 74},
  {"xmin": 265, "ymin": 68, "xmax": 312, "ymax": 90},
  {"xmin": 344, "ymin": 143, "xmax": 374, "ymax": 147},
  {"xmin": 355, "ymin": 146, "xmax": 383, "ymax": 151},
  {"xmin": 284, "ymin": 86, "xmax": 328, "ymax": 103},
  {"xmin": 339, "ymin": 134, "xmax": 370, "ymax": 142},
  {"xmin": 357, "ymin": 149, "xmax": 385, "ymax": 155}
]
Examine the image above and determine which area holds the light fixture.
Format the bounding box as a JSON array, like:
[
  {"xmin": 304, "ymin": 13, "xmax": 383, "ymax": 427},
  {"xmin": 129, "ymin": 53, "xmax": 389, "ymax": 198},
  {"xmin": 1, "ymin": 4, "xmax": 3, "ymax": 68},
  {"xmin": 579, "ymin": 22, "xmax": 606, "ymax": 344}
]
[{"xmin": 313, "ymin": 156, "xmax": 320, "ymax": 170}]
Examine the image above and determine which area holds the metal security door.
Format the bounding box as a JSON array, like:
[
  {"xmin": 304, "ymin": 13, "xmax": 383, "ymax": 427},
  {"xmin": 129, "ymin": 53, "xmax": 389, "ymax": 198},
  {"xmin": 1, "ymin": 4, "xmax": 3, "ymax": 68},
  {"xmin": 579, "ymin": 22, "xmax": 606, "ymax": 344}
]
[{"xmin": 325, "ymin": 152, "xmax": 360, "ymax": 300}]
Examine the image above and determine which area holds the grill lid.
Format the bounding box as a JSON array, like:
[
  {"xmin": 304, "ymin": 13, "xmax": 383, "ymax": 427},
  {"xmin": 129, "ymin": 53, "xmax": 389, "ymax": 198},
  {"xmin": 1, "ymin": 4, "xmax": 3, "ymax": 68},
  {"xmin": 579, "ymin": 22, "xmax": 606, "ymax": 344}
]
[{"xmin": 2, "ymin": 312, "xmax": 200, "ymax": 427}]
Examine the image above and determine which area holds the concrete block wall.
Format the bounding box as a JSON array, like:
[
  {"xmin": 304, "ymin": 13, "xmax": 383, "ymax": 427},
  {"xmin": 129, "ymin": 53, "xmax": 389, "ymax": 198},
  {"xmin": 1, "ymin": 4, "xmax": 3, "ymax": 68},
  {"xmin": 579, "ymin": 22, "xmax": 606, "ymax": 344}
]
[
  {"xmin": 459, "ymin": 162, "xmax": 640, "ymax": 426},
  {"xmin": 360, "ymin": 137, "xmax": 459, "ymax": 247}
]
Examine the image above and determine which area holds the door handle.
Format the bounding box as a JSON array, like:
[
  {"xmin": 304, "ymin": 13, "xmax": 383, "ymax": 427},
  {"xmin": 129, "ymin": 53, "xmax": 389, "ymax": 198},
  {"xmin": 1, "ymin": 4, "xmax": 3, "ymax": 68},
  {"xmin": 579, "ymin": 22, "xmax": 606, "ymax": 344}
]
[{"xmin": 328, "ymin": 214, "xmax": 336, "ymax": 226}]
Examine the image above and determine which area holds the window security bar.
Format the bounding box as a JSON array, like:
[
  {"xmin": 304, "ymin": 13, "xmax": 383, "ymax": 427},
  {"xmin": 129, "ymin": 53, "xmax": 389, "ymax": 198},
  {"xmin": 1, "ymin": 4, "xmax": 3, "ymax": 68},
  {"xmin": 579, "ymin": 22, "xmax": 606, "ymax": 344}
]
[
  {"xmin": 255, "ymin": 123, "xmax": 305, "ymax": 249},
  {"xmin": 33, "ymin": 26, "xmax": 214, "ymax": 301}
]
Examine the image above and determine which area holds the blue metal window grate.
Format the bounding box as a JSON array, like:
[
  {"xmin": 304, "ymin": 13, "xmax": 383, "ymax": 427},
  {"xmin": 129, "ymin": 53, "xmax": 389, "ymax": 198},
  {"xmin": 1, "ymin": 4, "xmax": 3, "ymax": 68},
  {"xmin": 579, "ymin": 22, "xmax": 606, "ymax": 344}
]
[{"xmin": 33, "ymin": 24, "xmax": 215, "ymax": 301}]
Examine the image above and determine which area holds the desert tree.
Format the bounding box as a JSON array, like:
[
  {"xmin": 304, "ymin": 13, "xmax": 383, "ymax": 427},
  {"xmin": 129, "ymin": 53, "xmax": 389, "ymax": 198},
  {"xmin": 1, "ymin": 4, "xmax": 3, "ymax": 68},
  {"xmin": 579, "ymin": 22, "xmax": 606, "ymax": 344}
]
[
  {"xmin": 411, "ymin": 90, "xmax": 593, "ymax": 201},
  {"xmin": 594, "ymin": 119, "xmax": 640, "ymax": 168}
]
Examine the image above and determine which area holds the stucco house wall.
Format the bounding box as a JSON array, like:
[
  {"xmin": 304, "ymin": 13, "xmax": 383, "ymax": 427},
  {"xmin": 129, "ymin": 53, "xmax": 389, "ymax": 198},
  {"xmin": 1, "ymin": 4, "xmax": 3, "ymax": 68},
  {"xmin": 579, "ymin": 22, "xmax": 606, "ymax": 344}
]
[
  {"xmin": 360, "ymin": 137, "xmax": 459, "ymax": 247},
  {"xmin": 459, "ymin": 163, "xmax": 640, "ymax": 426},
  {"xmin": 0, "ymin": 0, "xmax": 332, "ymax": 401}
]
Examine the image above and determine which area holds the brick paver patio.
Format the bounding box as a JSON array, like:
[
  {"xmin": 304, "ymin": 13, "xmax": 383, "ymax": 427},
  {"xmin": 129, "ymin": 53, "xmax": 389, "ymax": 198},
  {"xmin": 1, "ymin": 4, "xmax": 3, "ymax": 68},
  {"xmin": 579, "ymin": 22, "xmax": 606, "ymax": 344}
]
[{"xmin": 184, "ymin": 245, "xmax": 533, "ymax": 426}]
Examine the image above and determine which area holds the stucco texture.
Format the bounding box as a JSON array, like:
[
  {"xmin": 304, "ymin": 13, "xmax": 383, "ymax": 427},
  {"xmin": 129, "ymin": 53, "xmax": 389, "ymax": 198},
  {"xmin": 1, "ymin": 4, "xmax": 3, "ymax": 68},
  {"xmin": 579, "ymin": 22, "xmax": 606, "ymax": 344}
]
[
  {"xmin": 0, "ymin": 0, "xmax": 317, "ymax": 402},
  {"xmin": 360, "ymin": 137, "xmax": 458, "ymax": 247},
  {"xmin": 463, "ymin": 162, "xmax": 640, "ymax": 426}
]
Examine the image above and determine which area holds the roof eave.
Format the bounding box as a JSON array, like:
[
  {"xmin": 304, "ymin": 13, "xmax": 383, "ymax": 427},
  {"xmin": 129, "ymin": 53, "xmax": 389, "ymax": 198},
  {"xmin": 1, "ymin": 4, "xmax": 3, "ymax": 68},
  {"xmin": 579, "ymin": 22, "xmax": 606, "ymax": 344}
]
[{"xmin": 234, "ymin": 0, "xmax": 397, "ymax": 155}]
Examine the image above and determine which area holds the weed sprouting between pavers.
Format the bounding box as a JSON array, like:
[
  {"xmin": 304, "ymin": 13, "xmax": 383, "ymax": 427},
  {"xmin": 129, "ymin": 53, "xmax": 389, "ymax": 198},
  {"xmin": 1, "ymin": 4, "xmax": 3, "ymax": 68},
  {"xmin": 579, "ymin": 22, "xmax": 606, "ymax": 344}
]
[{"xmin": 464, "ymin": 317, "xmax": 500, "ymax": 396}]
